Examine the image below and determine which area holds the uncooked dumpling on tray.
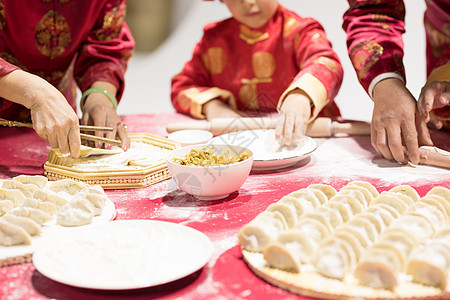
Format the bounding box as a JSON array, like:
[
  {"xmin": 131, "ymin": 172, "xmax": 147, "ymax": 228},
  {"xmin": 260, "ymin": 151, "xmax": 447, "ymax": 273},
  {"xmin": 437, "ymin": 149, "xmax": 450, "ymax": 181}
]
[
  {"xmin": 407, "ymin": 224, "xmax": 450, "ymax": 289},
  {"xmin": 238, "ymin": 181, "xmax": 450, "ymax": 299},
  {"xmin": 238, "ymin": 183, "xmax": 336, "ymax": 253},
  {"xmin": 0, "ymin": 219, "xmax": 31, "ymax": 246},
  {"xmin": 66, "ymin": 141, "xmax": 172, "ymax": 171},
  {"xmin": 0, "ymin": 175, "xmax": 111, "ymax": 247}
]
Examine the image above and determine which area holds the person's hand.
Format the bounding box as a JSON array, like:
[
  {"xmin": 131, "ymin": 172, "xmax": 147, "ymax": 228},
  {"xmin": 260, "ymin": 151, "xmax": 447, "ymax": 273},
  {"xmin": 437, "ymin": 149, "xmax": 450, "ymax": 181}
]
[
  {"xmin": 203, "ymin": 99, "xmax": 240, "ymax": 120},
  {"xmin": 372, "ymin": 78, "xmax": 428, "ymax": 165},
  {"xmin": 0, "ymin": 70, "xmax": 81, "ymax": 158},
  {"xmin": 29, "ymin": 85, "xmax": 81, "ymax": 158},
  {"xmin": 80, "ymin": 82, "xmax": 130, "ymax": 151},
  {"xmin": 417, "ymin": 81, "xmax": 450, "ymax": 130},
  {"xmin": 275, "ymin": 89, "xmax": 311, "ymax": 146}
]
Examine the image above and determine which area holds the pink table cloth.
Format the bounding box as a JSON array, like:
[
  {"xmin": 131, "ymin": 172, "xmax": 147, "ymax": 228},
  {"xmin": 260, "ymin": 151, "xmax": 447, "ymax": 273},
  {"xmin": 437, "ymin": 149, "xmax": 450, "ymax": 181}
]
[{"xmin": 0, "ymin": 113, "xmax": 449, "ymax": 300}]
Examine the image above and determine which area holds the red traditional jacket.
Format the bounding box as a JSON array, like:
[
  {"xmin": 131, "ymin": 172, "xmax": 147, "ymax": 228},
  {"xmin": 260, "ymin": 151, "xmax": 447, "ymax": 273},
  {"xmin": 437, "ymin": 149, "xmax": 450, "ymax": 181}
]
[
  {"xmin": 171, "ymin": 5, "xmax": 343, "ymax": 120},
  {"xmin": 343, "ymin": 0, "xmax": 449, "ymax": 123},
  {"xmin": 0, "ymin": 0, "xmax": 134, "ymax": 122}
]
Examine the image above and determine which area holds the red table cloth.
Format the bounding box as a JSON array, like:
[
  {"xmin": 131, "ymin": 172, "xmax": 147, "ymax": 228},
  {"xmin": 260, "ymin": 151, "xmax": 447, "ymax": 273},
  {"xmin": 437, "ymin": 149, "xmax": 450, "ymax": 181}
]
[{"xmin": 0, "ymin": 113, "xmax": 449, "ymax": 300}]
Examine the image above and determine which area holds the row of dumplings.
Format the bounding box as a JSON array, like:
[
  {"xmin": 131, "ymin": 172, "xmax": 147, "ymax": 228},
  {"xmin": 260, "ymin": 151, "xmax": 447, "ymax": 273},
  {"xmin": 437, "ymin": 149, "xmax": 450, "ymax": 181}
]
[
  {"xmin": 354, "ymin": 186, "xmax": 450, "ymax": 289},
  {"xmin": 0, "ymin": 175, "xmax": 109, "ymax": 247},
  {"xmin": 238, "ymin": 181, "xmax": 377, "ymax": 253},
  {"xmin": 238, "ymin": 181, "xmax": 450, "ymax": 291}
]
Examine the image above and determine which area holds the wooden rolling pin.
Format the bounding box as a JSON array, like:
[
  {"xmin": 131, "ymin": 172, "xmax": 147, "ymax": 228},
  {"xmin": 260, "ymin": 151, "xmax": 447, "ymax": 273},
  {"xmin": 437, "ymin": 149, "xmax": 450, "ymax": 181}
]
[
  {"xmin": 166, "ymin": 117, "xmax": 371, "ymax": 137},
  {"xmin": 418, "ymin": 146, "xmax": 450, "ymax": 169}
]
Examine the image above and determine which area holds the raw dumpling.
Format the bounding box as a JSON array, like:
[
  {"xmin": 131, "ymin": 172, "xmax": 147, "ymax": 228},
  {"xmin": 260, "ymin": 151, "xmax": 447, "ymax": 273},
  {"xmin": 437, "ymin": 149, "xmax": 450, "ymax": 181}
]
[
  {"xmin": 1, "ymin": 180, "xmax": 38, "ymax": 198},
  {"xmin": 279, "ymin": 196, "xmax": 314, "ymax": 217},
  {"xmin": 388, "ymin": 185, "xmax": 420, "ymax": 203},
  {"xmin": 22, "ymin": 198, "xmax": 57, "ymax": 216},
  {"xmin": 33, "ymin": 189, "xmax": 68, "ymax": 208},
  {"xmin": 307, "ymin": 184, "xmax": 337, "ymax": 200},
  {"xmin": 288, "ymin": 189, "xmax": 321, "ymax": 208},
  {"xmin": 314, "ymin": 237, "xmax": 356, "ymax": 280},
  {"xmin": 370, "ymin": 193, "xmax": 409, "ymax": 214},
  {"xmin": 354, "ymin": 245, "xmax": 402, "ymax": 289},
  {"xmin": 0, "ymin": 200, "xmax": 14, "ymax": 216},
  {"xmin": 267, "ymin": 202, "xmax": 297, "ymax": 228},
  {"xmin": 56, "ymin": 197, "xmax": 95, "ymax": 227},
  {"xmin": 238, "ymin": 211, "xmax": 287, "ymax": 252},
  {"xmin": 1, "ymin": 214, "xmax": 41, "ymax": 236},
  {"xmin": 407, "ymin": 243, "xmax": 450, "ymax": 289},
  {"xmin": 12, "ymin": 175, "xmax": 48, "ymax": 189},
  {"xmin": 266, "ymin": 228, "xmax": 317, "ymax": 267},
  {"xmin": 9, "ymin": 207, "xmax": 52, "ymax": 225},
  {"xmin": 0, "ymin": 219, "xmax": 31, "ymax": 246},
  {"xmin": 47, "ymin": 179, "xmax": 88, "ymax": 195},
  {"xmin": 74, "ymin": 185, "xmax": 108, "ymax": 216},
  {"xmin": 0, "ymin": 188, "xmax": 26, "ymax": 206},
  {"xmin": 407, "ymin": 202, "xmax": 447, "ymax": 227}
]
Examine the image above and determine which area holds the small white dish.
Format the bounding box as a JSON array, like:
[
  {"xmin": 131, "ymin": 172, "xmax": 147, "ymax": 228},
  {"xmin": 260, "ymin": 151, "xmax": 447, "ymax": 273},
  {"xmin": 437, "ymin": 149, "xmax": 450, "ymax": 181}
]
[
  {"xmin": 167, "ymin": 130, "xmax": 213, "ymax": 147},
  {"xmin": 32, "ymin": 220, "xmax": 213, "ymax": 290}
]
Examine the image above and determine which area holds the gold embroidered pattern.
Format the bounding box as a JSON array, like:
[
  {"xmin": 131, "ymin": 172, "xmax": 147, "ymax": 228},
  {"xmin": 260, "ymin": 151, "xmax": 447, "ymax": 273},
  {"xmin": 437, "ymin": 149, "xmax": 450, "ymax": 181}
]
[
  {"xmin": 372, "ymin": 14, "xmax": 388, "ymax": 22},
  {"xmin": 350, "ymin": 0, "xmax": 383, "ymax": 9},
  {"xmin": 379, "ymin": 23, "xmax": 389, "ymax": 31},
  {"xmin": 313, "ymin": 57, "xmax": 339, "ymax": 73},
  {"xmin": 35, "ymin": 10, "xmax": 71, "ymax": 59},
  {"xmin": 0, "ymin": 53, "xmax": 27, "ymax": 70},
  {"xmin": 239, "ymin": 24, "xmax": 269, "ymax": 45},
  {"xmin": 283, "ymin": 16, "xmax": 298, "ymax": 38},
  {"xmin": 239, "ymin": 52, "xmax": 276, "ymax": 109},
  {"xmin": 95, "ymin": 3, "xmax": 125, "ymax": 41},
  {"xmin": 252, "ymin": 52, "xmax": 275, "ymax": 78},
  {"xmin": 294, "ymin": 33, "xmax": 300, "ymax": 54},
  {"xmin": 178, "ymin": 87, "xmax": 199, "ymax": 111},
  {"xmin": 34, "ymin": 69, "xmax": 65, "ymax": 86},
  {"xmin": 0, "ymin": 1, "xmax": 5, "ymax": 30},
  {"xmin": 239, "ymin": 84, "xmax": 259, "ymax": 110},
  {"xmin": 0, "ymin": 52, "xmax": 69, "ymax": 88},
  {"xmin": 202, "ymin": 47, "xmax": 227, "ymax": 74},
  {"xmin": 311, "ymin": 33, "xmax": 323, "ymax": 40},
  {"xmin": 425, "ymin": 20, "xmax": 450, "ymax": 59},
  {"xmin": 350, "ymin": 40, "xmax": 383, "ymax": 80}
]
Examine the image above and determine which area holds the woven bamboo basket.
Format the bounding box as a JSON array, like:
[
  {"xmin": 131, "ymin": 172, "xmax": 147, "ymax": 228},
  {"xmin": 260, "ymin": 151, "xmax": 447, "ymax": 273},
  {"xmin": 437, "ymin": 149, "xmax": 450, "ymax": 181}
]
[{"xmin": 44, "ymin": 133, "xmax": 180, "ymax": 189}]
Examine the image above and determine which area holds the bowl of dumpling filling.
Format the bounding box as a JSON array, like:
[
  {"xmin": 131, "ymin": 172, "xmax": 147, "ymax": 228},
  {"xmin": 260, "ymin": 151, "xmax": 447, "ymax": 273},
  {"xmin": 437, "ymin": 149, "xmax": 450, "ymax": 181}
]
[{"xmin": 166, "ymin": 144, "xmax": 253, "ymax": 200}]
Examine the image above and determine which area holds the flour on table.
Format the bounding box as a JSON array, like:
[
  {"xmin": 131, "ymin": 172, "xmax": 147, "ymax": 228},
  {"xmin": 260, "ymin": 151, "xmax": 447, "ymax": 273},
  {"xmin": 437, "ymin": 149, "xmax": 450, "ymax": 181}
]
[{"xmin": 298, "ymin": 138, "xmax": 449, "ymax": 183}]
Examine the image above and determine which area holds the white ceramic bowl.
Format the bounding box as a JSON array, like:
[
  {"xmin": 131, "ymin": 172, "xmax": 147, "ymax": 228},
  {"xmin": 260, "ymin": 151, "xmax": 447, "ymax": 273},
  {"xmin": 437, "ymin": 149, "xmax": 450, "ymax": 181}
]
[
  {"xmin": 166, "ymin": 144, "xmax": 253, "ymax": 200},
  {"xmin": 167, "ymin": 130, "xmax": 213, "ymax": 147}
]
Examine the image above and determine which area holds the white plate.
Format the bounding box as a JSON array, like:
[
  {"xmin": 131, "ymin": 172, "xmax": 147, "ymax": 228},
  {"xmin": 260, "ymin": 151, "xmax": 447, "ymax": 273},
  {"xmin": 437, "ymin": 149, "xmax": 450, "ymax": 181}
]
[
  {"xmin": 0, "ymin": 198, "xmax": 116, "ymax": 264},
  {"xmin": 211, "ymin": 129, "xmax": 317, "ymax": 170},
  {"xmin": 32, "ymin": 219, "xmax": 213, "ymax": 290}
]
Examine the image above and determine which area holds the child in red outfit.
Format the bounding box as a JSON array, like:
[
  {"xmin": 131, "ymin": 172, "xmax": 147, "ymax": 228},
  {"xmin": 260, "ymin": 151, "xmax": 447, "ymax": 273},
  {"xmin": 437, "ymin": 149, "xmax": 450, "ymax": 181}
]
[{"xmin": 171, "ymin": 0, "xmax": 343, "ymax": 145}]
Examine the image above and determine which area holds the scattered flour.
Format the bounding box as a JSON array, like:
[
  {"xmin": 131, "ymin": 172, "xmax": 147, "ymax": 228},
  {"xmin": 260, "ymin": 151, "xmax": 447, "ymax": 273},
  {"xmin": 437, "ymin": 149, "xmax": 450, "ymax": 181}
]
[{"xmin": 292, "ymin": 138, "xmax": 449, "ymax": 184}]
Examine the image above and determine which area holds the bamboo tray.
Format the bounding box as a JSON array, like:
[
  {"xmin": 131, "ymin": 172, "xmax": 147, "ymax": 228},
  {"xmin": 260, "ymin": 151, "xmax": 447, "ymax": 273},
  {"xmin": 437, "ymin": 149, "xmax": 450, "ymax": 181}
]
[
  {"xmin": 44, "ymin": 133, "xmax": 180, "ymax": 189},
  {"xmin": 242, "ymin": 250, "xmax": 450, "ymax": 300}
]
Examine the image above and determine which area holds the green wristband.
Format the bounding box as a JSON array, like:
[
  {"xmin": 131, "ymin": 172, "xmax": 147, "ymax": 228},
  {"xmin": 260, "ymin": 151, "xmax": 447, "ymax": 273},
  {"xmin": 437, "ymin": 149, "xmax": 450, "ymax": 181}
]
[{"xmin": 80, "ymin": 88, "xmax": 118, "ymax": 111}]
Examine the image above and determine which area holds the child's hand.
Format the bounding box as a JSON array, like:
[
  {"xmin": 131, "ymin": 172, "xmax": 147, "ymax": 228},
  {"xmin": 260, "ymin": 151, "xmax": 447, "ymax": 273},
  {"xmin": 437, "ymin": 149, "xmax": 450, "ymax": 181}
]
[
  {"xmin": 417, "ymin": 81, "xmax": 450, "ymax": 130},
  {"xmin": 203, "ymin": 99, "xmax": 240, "ymax": 121},
  {"xmin": 275, "ymin": 89, "xmax": 312, "ymax": 145}
]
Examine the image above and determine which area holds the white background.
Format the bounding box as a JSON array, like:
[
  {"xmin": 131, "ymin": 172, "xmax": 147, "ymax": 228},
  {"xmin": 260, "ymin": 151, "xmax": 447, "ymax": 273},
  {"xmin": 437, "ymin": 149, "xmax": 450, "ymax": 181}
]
[{"xmin": 120, "ymin": 0, "xmax": 426, "ymax": 122}]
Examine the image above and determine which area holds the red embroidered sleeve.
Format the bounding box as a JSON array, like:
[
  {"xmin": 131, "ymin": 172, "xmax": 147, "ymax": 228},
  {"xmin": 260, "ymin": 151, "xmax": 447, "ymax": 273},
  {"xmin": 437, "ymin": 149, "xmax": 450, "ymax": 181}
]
[
  {"xmin": 74, "ymin": 0, "xmax": 135, "ymax": 102},
  {"xmin": 343, "ymin": 0, "xmax": 406, "ymax": 94}
]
